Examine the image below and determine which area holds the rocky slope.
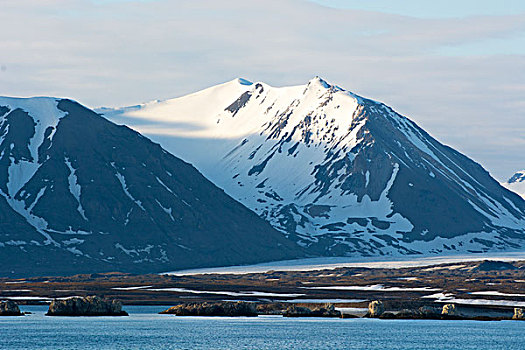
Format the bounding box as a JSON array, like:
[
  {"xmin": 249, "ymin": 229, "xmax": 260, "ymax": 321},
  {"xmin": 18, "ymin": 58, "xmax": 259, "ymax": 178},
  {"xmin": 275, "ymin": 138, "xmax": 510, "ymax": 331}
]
[
  {"xmin": 0, "ymin": 97, "xmax": 302, "ymax": 277},
  {"xmin": 103, "ymin": 77, "xmax": 525, "ymax": 257}
]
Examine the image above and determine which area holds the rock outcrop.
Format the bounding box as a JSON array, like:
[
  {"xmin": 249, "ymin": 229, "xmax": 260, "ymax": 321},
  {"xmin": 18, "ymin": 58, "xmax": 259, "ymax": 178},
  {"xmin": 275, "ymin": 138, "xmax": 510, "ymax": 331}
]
[
  {"xmin": 256, "ymin": 302, "xmax": 286, "ymax": 315},
  {"xmin": 367, "ymin": 300, "xmax": 384, "ymax": 317},
  {"xmin": 379, "ymin": 306, "xmax": 441, "ymax": 319},
  {"xmin": 0, "ymin": 300, "xmax": 22, "ymax": 316},
  {"xmin": 442, "ymin": 304, "xmax": 461, "ymax": 317},
  {"xmin": 513, "ymin": 308, "xmax": 525, "ymax": 320},
  {"xmin": 283, "ymin": 304, "xmax": 341, "ymax": 317},
  {"xmin": 46, "ymin": 296, "xmax": 128, "ymax": 316},
  {"xmin": 474, "ymin": 261, "xmax": 517, "ymax": 272},
  {"xmin": 160, "ymin": 301, "xmax": 257, "ymax": 317},
  {"xmin": 418, "ymin": 306, "xmax": 442, "ymax": 317}
]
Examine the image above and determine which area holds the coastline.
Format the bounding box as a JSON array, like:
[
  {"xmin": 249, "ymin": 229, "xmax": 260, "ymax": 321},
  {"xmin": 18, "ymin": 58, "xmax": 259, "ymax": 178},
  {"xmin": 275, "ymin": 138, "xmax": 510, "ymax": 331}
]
[{"xmin": 1, "ymin": 259, "xmax": 523, "ymax": 323}]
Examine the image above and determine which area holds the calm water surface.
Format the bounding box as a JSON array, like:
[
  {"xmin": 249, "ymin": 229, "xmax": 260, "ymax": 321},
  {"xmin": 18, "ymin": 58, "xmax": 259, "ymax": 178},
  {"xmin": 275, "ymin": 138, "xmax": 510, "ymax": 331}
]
[{"xmin": 0, "ymin": 305, "xmax": 523, "ymax": 349}]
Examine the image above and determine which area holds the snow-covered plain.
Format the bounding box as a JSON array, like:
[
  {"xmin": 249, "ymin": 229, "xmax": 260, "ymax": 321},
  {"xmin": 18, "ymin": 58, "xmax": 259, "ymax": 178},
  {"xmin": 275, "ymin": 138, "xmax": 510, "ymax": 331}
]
[
  {"xmin": 0, "ymin": 295, "xmax": 82, "ymax": 302},
  {"xmin": 111, "ymin": 286, "xmax": 153, "ymax": 291},
  {"xmin": 423, "ymin": 292, "xmax": 525, "ymax": 308},
  {"xmin": 470, "ymin": 291, "xmax": 525, "ymax": 297},
  {"xmin": 144, "ymin": 288, "xmax": 305, "ymax": 298},
  {"xmin": 306, "ymin": 285, "xmax": 440, "ymax": 292},
  {"xmin": 163, "ymin": 251, "xmax": 525, "ymax": 275}
]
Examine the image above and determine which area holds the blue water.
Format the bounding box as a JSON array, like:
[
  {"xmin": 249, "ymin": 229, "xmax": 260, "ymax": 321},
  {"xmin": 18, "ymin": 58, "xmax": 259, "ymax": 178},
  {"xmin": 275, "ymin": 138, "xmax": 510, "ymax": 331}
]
[{"xmin": 0, "ymin": 305, "xmax": 523, "ymax": 349}]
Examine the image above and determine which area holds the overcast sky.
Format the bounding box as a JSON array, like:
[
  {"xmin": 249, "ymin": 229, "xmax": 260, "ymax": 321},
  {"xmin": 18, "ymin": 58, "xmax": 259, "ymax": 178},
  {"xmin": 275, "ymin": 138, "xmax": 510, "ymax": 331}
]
[{"xmin": 0, "ymin": 0, "xmax": 524, "ymax": 180}]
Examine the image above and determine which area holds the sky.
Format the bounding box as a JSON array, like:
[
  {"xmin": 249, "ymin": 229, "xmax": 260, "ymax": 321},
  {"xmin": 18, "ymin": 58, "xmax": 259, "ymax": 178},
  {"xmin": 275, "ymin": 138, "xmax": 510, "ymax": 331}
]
[{"xmin": 0, "ymin": 0, "xmax": 524, "ymax": 181}]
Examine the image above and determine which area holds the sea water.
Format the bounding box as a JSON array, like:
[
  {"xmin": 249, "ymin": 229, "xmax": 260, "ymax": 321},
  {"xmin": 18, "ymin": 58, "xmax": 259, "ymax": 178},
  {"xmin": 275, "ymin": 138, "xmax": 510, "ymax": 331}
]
[{"xmin": 0, "ymin": 305, "xmax": 523, "ymax": 349}]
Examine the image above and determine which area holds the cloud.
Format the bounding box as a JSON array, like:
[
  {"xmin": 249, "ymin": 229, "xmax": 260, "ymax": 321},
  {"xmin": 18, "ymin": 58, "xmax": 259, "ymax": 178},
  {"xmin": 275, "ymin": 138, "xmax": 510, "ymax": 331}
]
[{"xmin": 0, "ymin": 0, "xmax": 523, "ymax": 180}]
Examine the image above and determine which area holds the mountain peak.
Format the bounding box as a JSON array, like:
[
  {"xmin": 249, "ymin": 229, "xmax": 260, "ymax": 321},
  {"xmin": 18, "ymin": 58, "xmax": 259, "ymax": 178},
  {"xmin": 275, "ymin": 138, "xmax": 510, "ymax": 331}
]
[
  {"xmin": 304, "ymin": 76, "xmax": 362, "ymax": 103},
  {"xmin": 0, "ymin": 96, "xmax": 67, "ymax": 124},
  {"xmin": 103, "ymin": 79, "xmax": 525, "ymax": 258},
  {"xmin": 308, "ymin": 76, "xmax": 331, "ymax": 89}
]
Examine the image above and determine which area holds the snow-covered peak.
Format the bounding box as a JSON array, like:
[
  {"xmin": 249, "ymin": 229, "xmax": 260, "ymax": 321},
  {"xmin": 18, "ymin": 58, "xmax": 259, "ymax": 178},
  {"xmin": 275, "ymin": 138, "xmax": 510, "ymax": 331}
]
[
  {"xmin": 0, "ymin": 96, "xmax": 65, "ymax": 125},
  {"xmin": 305, "ymin": 76, "xmax": 363, "ymax": 103},
  {"xmin": 105, "ymin": 77, "xmax": 364, "ymax": 143},
  {"xmin": 103, "ymin": 77, "xmax": 525, "ymax": 258},
  {"xmin": 0, "ymin": 96, "xmax": 67, "ymax": 156},
  {"xmin": 308, "ymin": 76, "xmax": 331, "ymax": 89}
]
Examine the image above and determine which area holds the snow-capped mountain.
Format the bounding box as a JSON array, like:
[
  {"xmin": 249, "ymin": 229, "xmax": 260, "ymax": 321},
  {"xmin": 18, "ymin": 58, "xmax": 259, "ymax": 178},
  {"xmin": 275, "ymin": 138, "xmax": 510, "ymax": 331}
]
[
  {"xmin": 0, "ymin": 97, "xmax": 301, "ymax": 276},
  {"xmin": 503, "ymin": 170, "xmax": 525, "ymax": 198},
  {"xmin": 103, "ymin": 77, "xmax": 525, "ymax": 257}
]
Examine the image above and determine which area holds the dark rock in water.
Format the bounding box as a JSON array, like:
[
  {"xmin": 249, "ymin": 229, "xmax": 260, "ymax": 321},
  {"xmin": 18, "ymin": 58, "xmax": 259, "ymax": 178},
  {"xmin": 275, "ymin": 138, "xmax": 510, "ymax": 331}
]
[
  {"xmin": 382, "ymin": 309, "xmax": 415, "ymax": 319},
  {"xmin": 46, "ymin": 296, "xmax": 128, "ymax": 316},
  {"xmin": 160, "ymin": 301, "xmax": 257, "ymax": 317},
  {"xmin": 380, "ymin": 306, "xmax": 441, "ymax": 319},
  {"xmin": 256, "ymin": 302, "xmax": 286, "ymax": 315},
  {"xmin": 283, "ymin": 304, "xmax": 341, "ymax": 317},
  {"xmin": 475, "ymin": 261, "xmax": 517, "ymax": 271},
  {"xmin": 377, "ymin": 312, "xmax": 396, "ymax": 319},
  {"xmin": 417, "ymin": 305, "xmax": 442, "ymax": 318},
  {"xmin": 373, "ymin": 304, "xmax": 512, "ymax": 321},
  {"xmin": 0, "ymin": 300, "xmax": 22, "ymax": 316}
]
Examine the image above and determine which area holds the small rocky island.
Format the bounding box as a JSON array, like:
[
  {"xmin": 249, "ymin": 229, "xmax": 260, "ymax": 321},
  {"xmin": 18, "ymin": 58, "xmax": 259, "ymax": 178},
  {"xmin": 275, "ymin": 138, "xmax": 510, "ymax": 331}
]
[
  {"xmin": 159, "ymin": 299, "xmax": 525, "ymax": 321},
  {"xmin": 160, "ymin": 301, "xmax": 257, "ymax": 317},
  {"xmin": 46, "ymin": 296, "xmax": 128, "ymax": 316},
  {"xmin": 365, "ymin": 300, "xmax": 525, "ymax": 321},
  {"xmin": 0, "ymin": 300, "xmax": 22, "ymax": 316}
]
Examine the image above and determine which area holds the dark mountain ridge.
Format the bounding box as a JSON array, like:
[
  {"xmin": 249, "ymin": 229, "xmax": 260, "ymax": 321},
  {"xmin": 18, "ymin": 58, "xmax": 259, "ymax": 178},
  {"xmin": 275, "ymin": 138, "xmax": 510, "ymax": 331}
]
[{"xmin": 0, "ymin": 97, "xmax": 302, "ymax": 277}]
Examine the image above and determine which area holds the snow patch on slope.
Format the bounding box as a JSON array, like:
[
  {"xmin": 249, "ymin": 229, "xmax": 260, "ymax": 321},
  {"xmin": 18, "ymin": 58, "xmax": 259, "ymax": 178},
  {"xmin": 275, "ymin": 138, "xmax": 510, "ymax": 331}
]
[
  {"xmin": 0, "ymin": 97, "xmax": 68, "ymax": 245},
  {"xmin": 0, "ymin": 97, "xmax": 66, "ymax": 197},
  {"xmin": 113, "ymin": 166, "xmax": 146, "ymax": 212},
  {"xmin": 65, "ymin": 157, "xmax": 87, "ymax": 221}
]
